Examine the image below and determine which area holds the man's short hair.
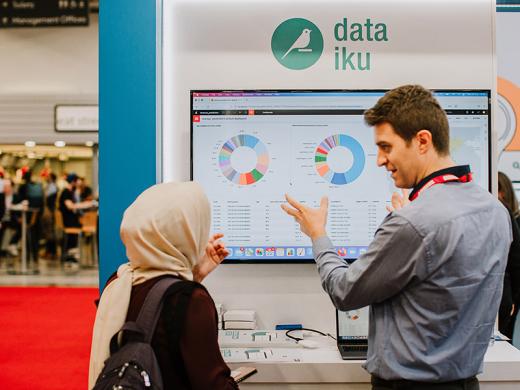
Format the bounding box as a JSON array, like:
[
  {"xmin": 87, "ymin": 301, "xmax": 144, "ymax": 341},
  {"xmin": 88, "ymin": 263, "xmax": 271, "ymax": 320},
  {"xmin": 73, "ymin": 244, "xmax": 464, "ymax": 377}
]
[
  {"xmin": 364, "ymin": 85, "xmax": 450, "ymax": 155},
  {"xmin": 66, "ymin": 173, "xmax": 78, "ymax": 184}
]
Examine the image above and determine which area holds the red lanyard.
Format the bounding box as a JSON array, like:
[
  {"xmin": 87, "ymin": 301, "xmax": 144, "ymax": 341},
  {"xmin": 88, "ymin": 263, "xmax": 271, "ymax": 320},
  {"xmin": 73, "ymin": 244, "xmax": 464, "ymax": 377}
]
[{"xmin": 410, "ymin": 172, "xmax": 473, "ymax": 201}]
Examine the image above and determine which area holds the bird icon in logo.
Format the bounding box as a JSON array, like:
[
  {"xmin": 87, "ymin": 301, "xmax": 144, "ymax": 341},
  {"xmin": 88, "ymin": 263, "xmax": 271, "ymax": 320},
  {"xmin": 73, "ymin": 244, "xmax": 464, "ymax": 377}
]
[{"xmin": 281, "ymin": 28, "xmax": 312, "ymax": 59}]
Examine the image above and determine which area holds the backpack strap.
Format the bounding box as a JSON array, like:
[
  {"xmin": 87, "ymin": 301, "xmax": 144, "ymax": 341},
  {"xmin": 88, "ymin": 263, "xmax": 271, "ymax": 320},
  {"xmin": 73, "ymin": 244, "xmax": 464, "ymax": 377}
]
[
  {"xmin": 135, "ymin": 276, "xmax": 183, "ymax": 343},
  {"xmin": 109, "ymin": 321, "xmax": 144, "ymax": 354},
  {"xmin": 109, "ymin": 277, "xmax": 186, "ymax": 354}
]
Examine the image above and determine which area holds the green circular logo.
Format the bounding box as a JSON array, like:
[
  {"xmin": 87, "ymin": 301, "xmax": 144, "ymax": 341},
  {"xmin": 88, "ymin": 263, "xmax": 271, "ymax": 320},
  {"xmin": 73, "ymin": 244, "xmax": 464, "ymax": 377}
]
[{"xmin": 271, "ymin": 18, "xmax": 323, "ymax": 70}]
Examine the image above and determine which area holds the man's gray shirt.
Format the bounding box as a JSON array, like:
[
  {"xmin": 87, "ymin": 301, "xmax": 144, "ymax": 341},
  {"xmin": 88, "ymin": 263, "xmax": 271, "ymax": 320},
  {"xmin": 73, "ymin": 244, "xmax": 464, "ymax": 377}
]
[{"xmin": 313, "ymin": 181, "xmax": 511, "ymax": 381}]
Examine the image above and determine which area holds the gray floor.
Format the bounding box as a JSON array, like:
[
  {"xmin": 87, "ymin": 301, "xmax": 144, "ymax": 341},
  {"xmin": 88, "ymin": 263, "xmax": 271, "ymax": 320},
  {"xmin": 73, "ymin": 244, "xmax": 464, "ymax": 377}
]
[{"xmin": 0, "ymin": 256, "xmax": 99, "ymax": 287}]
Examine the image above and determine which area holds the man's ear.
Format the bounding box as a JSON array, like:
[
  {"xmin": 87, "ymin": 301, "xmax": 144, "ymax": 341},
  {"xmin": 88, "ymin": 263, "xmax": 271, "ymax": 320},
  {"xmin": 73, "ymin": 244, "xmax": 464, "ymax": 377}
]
[{"xmin": 415, "ymin": 130, "xmax": 433, "ymax": 154}]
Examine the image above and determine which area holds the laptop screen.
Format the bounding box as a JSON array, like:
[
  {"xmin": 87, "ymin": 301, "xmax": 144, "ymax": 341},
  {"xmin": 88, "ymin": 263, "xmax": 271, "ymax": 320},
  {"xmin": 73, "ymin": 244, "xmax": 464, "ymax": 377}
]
[{"xmin": 337, "ymin": 306, "xmax": 369, "ymax": 341}]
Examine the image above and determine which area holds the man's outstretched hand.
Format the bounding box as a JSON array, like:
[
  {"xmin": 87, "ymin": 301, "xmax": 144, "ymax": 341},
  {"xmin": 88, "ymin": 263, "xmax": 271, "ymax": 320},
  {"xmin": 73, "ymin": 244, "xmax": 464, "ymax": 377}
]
[{"xmin": 281, "ymin": 194, "xmax": 329, "ymax": 240}]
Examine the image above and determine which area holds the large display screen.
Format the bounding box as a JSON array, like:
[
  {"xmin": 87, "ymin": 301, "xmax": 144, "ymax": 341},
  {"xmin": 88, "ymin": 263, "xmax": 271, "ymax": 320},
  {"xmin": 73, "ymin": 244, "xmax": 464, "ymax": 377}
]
[{"xmin": 191, "ymin": 90, "xmax": 491, "ymax": 262}]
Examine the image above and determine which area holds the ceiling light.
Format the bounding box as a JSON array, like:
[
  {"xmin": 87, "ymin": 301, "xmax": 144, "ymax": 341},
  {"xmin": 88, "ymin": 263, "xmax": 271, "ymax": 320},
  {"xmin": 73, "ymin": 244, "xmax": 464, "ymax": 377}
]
[
  {"xmin": 25, "ymin": 141, "xmax": 36, "ymax": 148},
  {"xmin": 54, "ymin": 141, "xmax": 66, "ymax": 147},
  {"xmin": 85, "ymin": 141, "xmax": 94, "ymax": 147}
]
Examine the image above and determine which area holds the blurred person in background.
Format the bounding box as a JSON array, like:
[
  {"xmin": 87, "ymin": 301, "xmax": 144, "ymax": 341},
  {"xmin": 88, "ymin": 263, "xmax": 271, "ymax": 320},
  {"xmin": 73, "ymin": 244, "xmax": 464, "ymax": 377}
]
[
  {"xmin": 56, "ymin": 173, "xmax": 68, "ymax": 191},
  {"xmin": 498, "ymin": 171, "xmax": 520, "ymax": 339},
  {"xmin": 16, "ymin": 170, "xmax": 44, "ymax": 269},
  {"xmin": 45, "ymin": 173, "xmax": 58, "ymax": 209},
  {"xmin": 77, "ymin": 176, "xmax": 94, "ymax": 202},
  {"xmin": 0, "ymin": 179, "xmax": 20, "ymax": 257},
  {"xmin": 42, "ymin": 173, "xmax": 58, "ymax": 260},
  {"xmin": 0, "ymin": 171, "xmax": 5, "ymax": 229},
  {"xmin": 0, "ymin": 171, "xmax": 5, "ymax": 259},
  {"xmin": 499, "ymin": 171, "xmax": 520, "ymax": 225},
  {"xmin": 59, "ymin": 173, "xmax": 95, "ymax": 262}
]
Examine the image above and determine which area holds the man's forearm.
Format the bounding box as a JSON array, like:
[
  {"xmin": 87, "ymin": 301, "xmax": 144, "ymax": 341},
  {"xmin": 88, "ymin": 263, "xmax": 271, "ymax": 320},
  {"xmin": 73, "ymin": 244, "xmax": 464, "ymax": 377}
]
[{"xmin": 312, "ymin": 236, "xmax": 355, "ymax": 310}]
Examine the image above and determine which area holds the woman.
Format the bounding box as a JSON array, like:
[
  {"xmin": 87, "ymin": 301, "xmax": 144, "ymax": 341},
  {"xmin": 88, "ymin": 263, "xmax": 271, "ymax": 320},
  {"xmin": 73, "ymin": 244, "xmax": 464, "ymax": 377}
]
[
  {"xmin": 499, "ymin": 171, "xmax": 520, "ymax": 224},
  {"xmin": 89, "ymin": 182, "xmax": 238, "ymax": 389},
  {"xmin": 498, "ymin": 172, "xmax": 520, "ymax": 339}
]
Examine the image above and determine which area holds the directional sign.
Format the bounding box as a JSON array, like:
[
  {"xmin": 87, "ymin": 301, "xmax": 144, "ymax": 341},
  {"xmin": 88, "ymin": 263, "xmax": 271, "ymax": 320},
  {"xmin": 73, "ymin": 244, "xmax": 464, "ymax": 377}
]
[{"xmin": 0, "ymin": 0, "xmax": 89, "ymax": 28}]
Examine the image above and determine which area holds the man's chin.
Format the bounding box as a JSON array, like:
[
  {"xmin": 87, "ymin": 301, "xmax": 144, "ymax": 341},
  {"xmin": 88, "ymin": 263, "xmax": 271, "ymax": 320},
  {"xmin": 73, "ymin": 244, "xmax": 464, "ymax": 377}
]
[{"xmin": 393, "ymin": 180, "xmax": 409, "ymax": 189}]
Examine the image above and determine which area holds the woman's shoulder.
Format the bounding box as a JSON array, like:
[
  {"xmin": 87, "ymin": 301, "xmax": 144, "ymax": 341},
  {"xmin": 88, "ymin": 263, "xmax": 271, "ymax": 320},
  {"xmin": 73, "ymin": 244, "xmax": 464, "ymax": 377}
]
[
  {"xmin": 158, "ymin": 280, "xmax": 217, "ymax": 328},
  {"xmin": 170, "ymin": 279, "xmax": 213, "ymax": 301},
  {"xmin": 189, "ymin": 284, "xmax": 213, "ymax": 302}
]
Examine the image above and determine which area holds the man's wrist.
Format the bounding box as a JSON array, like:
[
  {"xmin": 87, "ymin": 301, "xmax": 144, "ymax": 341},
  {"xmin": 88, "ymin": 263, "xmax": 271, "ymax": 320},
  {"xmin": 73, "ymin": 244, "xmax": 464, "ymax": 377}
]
[
  {"xmin": 312, "ymin": 235, "xmax": 334, "ymax": 258},
  {"xmin": 310, "ymin": 230, "xmax": 327, "ymax": 241}
]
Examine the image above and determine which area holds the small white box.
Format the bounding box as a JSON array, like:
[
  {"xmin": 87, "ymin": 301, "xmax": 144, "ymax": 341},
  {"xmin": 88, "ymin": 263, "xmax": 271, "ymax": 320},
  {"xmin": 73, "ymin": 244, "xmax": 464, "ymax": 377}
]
[
  {"xmin": 224, "ymin": 321, "xmax": 256, "ymax": 330},
  {"xmin": 223, "ymin": 310, "xmax": 256, "ymax": 322}
]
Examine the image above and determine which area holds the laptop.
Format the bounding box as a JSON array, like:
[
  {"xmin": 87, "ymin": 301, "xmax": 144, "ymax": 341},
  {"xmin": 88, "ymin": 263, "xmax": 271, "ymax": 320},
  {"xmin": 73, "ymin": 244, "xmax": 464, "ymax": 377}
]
[{"xmin": 336, "ymin": 306, "xmax": 369, "ymax": 360}]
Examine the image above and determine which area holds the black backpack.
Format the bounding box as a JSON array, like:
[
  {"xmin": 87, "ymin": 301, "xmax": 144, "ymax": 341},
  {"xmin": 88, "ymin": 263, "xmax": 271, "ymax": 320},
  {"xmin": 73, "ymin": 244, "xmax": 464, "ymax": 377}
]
[{"xmin": 93, "ymin": 277, "xmax": 182, "ymax": 390}]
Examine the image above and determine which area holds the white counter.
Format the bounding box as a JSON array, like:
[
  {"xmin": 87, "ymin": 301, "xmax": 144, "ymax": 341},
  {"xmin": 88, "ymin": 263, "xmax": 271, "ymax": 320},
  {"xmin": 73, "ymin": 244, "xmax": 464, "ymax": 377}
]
[{"xmin": 225, "ymin": 337, "xmax": 520, "ymax": 389}]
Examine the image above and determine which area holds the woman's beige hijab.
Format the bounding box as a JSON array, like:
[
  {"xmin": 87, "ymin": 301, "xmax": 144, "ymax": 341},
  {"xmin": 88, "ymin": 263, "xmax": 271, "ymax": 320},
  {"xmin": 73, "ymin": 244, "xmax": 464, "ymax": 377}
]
[{"xmin": 88, "ymin": 181, "xmax": 210, "ymax": 388}]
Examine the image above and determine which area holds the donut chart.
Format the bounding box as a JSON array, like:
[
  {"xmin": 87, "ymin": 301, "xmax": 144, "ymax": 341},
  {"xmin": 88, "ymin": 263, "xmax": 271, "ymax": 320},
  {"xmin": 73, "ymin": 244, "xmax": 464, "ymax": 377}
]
[
  {"xmin": 315, "ymin": 134, "xmax": 365, "ymax": 185},
  {"xmin": 219, "ymin": 134, "xmax": 269, "ymax": 185}
]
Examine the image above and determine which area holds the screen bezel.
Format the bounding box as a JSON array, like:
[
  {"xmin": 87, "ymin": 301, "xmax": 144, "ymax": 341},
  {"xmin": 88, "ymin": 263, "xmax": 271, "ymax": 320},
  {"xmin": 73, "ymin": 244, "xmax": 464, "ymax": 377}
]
[{"xmin": 190, "ymin": 89, "xmax": 492, "ymax": 264}]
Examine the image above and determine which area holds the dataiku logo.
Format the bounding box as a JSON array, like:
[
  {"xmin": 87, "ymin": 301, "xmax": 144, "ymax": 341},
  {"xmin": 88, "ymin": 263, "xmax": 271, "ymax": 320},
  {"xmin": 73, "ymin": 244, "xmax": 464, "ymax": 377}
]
[{"xmin": 271, "ymin": 18, "xmax": 324, "ymax": 70}]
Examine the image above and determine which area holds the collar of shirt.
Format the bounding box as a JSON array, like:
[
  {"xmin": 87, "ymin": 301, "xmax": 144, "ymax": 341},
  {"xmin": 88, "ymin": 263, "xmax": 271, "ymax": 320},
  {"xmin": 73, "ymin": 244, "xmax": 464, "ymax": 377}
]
[{"xmin": 408, "ymin": 165, "xmax": 472, "ymax": 201}]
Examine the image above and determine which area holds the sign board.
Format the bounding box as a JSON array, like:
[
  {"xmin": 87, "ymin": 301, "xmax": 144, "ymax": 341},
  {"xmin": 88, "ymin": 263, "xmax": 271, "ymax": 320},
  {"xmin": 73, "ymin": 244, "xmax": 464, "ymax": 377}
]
[
  {"xmin": 55, "ymin": 105, "xmax": 98, "ymax": 132},
  {"xmin": 159, "ymin": 0, "xmax": 496, "ymax": 183},
  {"xmin": 0, "ymin": 0, "xmax": 89, "ymax": 28},
  {"xmin": 497, "ymin": 10, "xmax": 520, "ymax": 179}
]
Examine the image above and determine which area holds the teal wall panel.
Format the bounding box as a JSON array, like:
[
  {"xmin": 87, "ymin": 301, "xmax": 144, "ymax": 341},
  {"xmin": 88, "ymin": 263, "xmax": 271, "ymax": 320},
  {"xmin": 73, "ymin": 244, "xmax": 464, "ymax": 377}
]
[{"xmin": 99, "ymin": 1, "xmax": 157, "ymax": 287}]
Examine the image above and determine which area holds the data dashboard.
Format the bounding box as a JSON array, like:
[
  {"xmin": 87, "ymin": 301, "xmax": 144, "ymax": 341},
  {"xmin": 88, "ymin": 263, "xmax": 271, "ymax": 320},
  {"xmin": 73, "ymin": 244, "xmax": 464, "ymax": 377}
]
[{"xmin": 191, "ymin": 90, "xmax": 490, "ymax": 262}]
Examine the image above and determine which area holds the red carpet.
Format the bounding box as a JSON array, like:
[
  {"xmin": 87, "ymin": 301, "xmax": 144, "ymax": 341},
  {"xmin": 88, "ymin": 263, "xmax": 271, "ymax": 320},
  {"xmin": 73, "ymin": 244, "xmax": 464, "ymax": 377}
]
[{"xmin": 0, "ymin": 287, "xmax": 99, "ymax": 390}]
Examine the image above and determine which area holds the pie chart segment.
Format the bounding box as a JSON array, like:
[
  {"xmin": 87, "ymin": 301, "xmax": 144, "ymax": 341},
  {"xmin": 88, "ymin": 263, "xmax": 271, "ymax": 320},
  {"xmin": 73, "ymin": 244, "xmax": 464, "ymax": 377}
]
[
  {"xmin": 219, "ymin": 134, "xmax": 269, "ymax": 185},
  {"xmin": 315, "ymin": 134, "xmax": 365, "ymax": 185}
]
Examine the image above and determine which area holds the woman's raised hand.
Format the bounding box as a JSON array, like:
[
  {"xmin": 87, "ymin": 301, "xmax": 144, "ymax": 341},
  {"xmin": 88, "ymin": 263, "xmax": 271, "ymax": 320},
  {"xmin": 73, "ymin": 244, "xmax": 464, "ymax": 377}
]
[{"xmin": 193, "ymin": 233, "xmax": 230, "ymax": 282}]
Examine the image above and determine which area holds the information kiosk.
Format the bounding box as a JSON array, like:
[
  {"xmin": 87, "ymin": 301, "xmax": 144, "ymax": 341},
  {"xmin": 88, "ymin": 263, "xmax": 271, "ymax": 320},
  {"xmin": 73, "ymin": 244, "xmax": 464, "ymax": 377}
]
[{"xmin": 100, "ymin": 0, "xmax": 520, "ymax": 387}]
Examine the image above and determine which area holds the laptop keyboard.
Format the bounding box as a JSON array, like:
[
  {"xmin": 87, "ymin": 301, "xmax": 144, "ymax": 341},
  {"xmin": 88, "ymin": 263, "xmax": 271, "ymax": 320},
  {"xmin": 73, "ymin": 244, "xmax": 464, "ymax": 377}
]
[{"xmin": 341, "ymin": 345, "xmax": 367, "ymax": 352}]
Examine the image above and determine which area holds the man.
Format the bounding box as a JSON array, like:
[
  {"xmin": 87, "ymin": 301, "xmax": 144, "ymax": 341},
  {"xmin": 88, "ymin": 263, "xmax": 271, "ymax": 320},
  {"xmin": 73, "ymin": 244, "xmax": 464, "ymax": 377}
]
[
  {"xmin": 59, "ymin": 173, "xmax": 81, "ymax": 231},
  {"xmin": 282, "ymin": 85, "xmax": 511, "ymax": 389},
  {"xmin": 59, "ymin": 173, "xmax": 95, "ymax": 261},
  {"xmin": 17, "ymin": 170, "xmax": 44, "ymax": 269},
  {"xmin": 42, "ymin": 172, "xmax": 58, "ymax": 259},
  {"xmin": 0, "ymin": 179, "xmax": 19, "ymax": 257}
]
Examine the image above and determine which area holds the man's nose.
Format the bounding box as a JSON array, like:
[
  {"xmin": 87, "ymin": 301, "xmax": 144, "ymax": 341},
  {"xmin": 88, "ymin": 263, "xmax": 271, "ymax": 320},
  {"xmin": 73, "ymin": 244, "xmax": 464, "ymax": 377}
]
[{"xmin": 376, "ymin": 152, "xmax": 387, "ymax": 167}]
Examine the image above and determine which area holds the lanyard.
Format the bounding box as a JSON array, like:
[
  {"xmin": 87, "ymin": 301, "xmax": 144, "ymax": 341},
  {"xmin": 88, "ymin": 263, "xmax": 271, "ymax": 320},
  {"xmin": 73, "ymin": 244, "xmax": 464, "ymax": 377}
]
[{"xmin": 409, "ymin": 172, "xmax": 473, "ymax": 201}]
